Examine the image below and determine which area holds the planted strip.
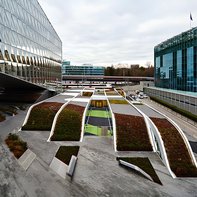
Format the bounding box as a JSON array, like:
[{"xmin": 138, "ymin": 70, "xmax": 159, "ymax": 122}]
[
  {"xmin": 115, "ymin": 113, "xmax": 152, "ymax": 151},
  {"xmin": 151, "ymin": 117, "xmax": 197, "ymax": 177},
  {"xmin": 109, "ymin": 99, "xmax": 128, "ymax": 104},
  {"xmin": 5, "ymin": 133, "xmax": 28, "ymax": 159},
  {"xmin": 82, "ymin": 92, "xmax": 93, "ymax": 97},
  {"xmin": 55, "ymin": 146, "xmax": 79, "ymax": 165},
  {"xmin": 51, "ymin": 104, "xmax": 85, "ymax": 141},
  {"xmin": 22, "ymin": 102, "xmax": 63, "ymax": 131},
  {"xmin": 117, "ymin": 157, "xmax": 162, "ymax": 185}
]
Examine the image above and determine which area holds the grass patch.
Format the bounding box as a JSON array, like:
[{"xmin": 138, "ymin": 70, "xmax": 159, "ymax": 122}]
[
  {"xmin": 5, "ymin": 133, "xmax": 28, "ymax": 159},
  {"xmin": 87, "ymin": 110, "xmax": 110, "ymax": 118},
  {"xmin": 115, "ymin": 113, "xmax": 152, "ymax": 151},
  {"xmin": 51, "ymin": 104, "xmax": 85, "ymax": 141},
  {"xmin": 22, "ymin": 102, "xmax": 63, "ymax": 131},
  {"xmin": 117, "ymin": 157, "xmax": 162, "ymax": 185},
  {"xmin": 109, "ymin": 99, "xmax": 128, "ymax": 104},
  {"xmin": 82, "ymin": 92, "xmax": 93, "ymax": 97},
  {"xmin": 151, "ymin": 117, "xmax": 197, "ymax": 177},
  {"xmin": 55, "ymin": 146, "xmax": 79, "ymax": 165},
  {"xmin": 150, "ymin": 96, "xmax": 197, "ymax": 122},
  {"xmin": 85, "ymin": 124, "xmax": 112, "ymax": 136}
]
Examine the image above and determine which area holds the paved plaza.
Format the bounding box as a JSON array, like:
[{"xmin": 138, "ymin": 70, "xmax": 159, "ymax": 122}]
[{"xmin": 0, "ymin": 94, "xmax": 197, "ymax": 197}]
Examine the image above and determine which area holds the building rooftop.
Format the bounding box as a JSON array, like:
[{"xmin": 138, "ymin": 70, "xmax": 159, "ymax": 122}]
[{"xmin": 154, "ymin": 27, "xmax": 197, "ymax": 52}]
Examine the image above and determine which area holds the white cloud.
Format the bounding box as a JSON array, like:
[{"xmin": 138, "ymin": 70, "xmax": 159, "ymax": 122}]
[{"xmin": 38, "ymin": 0, "xmax": 197, "ymax": 66}]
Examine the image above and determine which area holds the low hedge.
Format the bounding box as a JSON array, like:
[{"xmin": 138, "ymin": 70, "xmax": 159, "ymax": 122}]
[
  {"xmin": 115, "ymin": 113, "xmax": 152, "ymax": 151},
  {"xmin": 5, "ymin": 133, "xmax": 28, "ymax": 159},
  {"xmin": 55, "ymin": 146, "xmax": 79, "ymax": 165},
  {"xmin": 117, "ymin": 157, "xmax": 162, "ymax": 185},
  {"xmin": 150, "ymin": 96, "xmax": 197, "ymax": 122},
  {"xmin": 22, "ymin": 102, "xmax": 63, "ymax": 131},
  {"xmin": 51, "ymin": 104, "xmax": 85, "ymax": 141}
]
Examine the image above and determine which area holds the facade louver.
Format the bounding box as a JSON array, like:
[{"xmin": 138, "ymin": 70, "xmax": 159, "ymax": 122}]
[{"xmin": 0, "ymin": 0, "xmax": 62, "ymax": 84}]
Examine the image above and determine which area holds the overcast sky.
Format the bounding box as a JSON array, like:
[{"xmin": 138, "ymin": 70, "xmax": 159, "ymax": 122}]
[{"xmin": 39, "ymin": 0, "xmax": 197, "ymax": 66}]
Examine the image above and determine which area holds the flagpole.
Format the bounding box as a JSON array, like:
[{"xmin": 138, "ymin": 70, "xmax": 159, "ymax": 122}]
[{"xmin": 190, "ymin": 12, "xmax": 193, "ymax": 29}]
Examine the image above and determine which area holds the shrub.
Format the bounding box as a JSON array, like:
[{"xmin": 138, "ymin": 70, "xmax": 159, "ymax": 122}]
[
  {"xmin": 115, "ymin": 113, "xmax": 152, "ymax": 151},
  {"xmin": 150, "ymin": 96, "xmax": 197, "ymax": 122},
  {"xmin": 151, "ymin": 117, "xmax": 197, "ymax": 177},
  {"xmin": 22, "ymin": 102, "xmax": 63, "ymax": 131},
  {"xmin": 0, "ymin": 113, "xmax": 5, "ymax": 122},
  {"xmin": 117, "ymin": 157, "xmax": 162, "ymax": 185},
  {"xmin": 55, "ymin": 146, "xmax": 79, "ymax": 165},
  {"xmin": 5, "ymin": 133, "xmax": 28, "ymax": 159},
  {"xmin": 51, "ymin": 104, "xmax": 85, "ymax": 141}
]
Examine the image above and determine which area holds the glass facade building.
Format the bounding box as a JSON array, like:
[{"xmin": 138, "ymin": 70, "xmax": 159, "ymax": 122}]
[
  {"xmin": 0, "ymin": 0, "xmax": 62, "ymax": 84},
  {"xmin": 62, "ymin": 62, "xmax": 104, "ymax": 76},
  {"xmin": 154, "ymin": 27, "xmax": 197, "ymax": 92}
]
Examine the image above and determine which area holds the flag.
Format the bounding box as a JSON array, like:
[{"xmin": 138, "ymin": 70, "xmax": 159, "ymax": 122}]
[{"xmin": 190, "ymin": 13, "xmax": 193, "ymax": 21}]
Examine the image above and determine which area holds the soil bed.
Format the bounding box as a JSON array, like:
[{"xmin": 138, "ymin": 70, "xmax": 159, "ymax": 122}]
[
  {"xmin": 51, "ymin": 104, "xmax": 85, "ymax": 141},
  {"xmin": 22, "ymin": 102, "xmax": 63, "ymax": 131}
]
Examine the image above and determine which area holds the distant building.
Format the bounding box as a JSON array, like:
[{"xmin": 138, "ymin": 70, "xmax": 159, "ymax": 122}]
[
  {"xmin": 154, "ymin": 27, "xmax": 197, "ymax": 92},
  {"xmin": 0, "ymin": 0, "xmax": 62, "ymax": 84},
  {"xmin": 62, "ymin": 62, "xmax": 104, "ymax": 76}
]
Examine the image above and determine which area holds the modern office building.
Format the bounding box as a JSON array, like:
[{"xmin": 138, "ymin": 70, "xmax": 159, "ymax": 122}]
[
  {"xmin": 62, "ymin": 62, "xmax": 104, "ymax": 76},
  {"xmin": 144, "ymin": 28, "xmax": 197, "ymax": 116},
  {"xmin": 154, "ymin": 27, "xmax": 197, "ymax": 92},
  {"xmin": 0, "ymin": 0, "xmax": 62, "ymax": 85}
]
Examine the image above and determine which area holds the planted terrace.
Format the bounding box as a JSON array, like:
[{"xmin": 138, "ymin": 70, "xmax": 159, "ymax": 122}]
[
  {"xmin": 108, "ymin": 96, "xmax": 152, "ymax": 151},
  {"xmin": 151, "ymin": 117, "xmax": 197, "ymax": 177},
  {"xmin": 51, "ymin": 104, "xmax": 85, "ymax": 141},
  {"xmin": 22, "ymin": 102, "xmax": 63, "ymax": 131},
  {"xmin": 115, "ymin": 113, "xmax": 152, "ymax": 151}
]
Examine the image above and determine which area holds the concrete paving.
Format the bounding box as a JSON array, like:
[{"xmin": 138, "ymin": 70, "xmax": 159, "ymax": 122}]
[
  {"xmin": 110, "ymin": 103, "xmax": 142, "ymax": 116},
  {"xmin": 18, "ymin": 149, "xmax": 36, "ymax": 171},
  {"xmin": 0, "ymin": 93, "xmax": 197, "ymax": 196},
  {"xmin": 135, "ymin": 104, "xmax": 165, "ymax": 118}
]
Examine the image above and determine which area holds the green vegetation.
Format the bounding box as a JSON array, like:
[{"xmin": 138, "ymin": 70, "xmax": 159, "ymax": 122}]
[
  {"xmin": 109, "ymin": 99, "xmax": 128, "ymax": 104},
  {"xmin": 82, "ymin": 92, "xmax": 93, "ymax": 97},
  {"xmin": 0, "ymin": 113, "xmax": 5, "ymax": 122},
  {"xmin": 117, "ymin": 157, "xmax": 162, "ymax": 185},
  {"xmin": 151, "ymin": 117, "xmax": 197, "ymax": 177},
  {"xmin": 150, "ymin": 96, "xmax": 197, "ymax": 122},
  {"xmin": 51, "ymin": 104, "xmax": 84, "ymax": 141},
  {"xmin": 55, "ymin": 146, "xmax": 79, "ymax": 165},
  {"xmin": 104, "ymin": 64, "xmax": 154, "ymax": 77},
  {"xmin": 115, "ymin": 113, "xmax": 152, "ymax": 151},
  {"xmin": 5, "ymin": 133, "xmax": 28, "ymax": 159},
  {"xmin": 87, "ymin": 110, "xmax": 111, "ymax": 118},
  {"xmin": 0, "ymin": 106, "xmax": 17, "ymax": 115},
  {"xmin": 22, "ymin": 102, "xmax": 63, "ymax": 131},
  {"xmin": 85, "ymin": 124, "xmax": 112, "ymax": 136}
]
